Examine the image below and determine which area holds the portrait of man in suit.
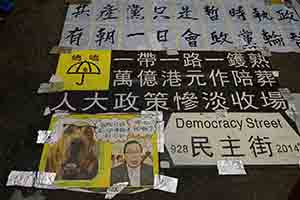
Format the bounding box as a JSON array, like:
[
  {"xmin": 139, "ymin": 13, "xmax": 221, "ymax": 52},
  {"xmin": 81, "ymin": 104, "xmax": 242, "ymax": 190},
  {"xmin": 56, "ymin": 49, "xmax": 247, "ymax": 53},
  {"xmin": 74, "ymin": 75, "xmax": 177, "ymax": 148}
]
[{"xmin": 110, "ymin": 140, "xmax": 153, "ymax": 187}]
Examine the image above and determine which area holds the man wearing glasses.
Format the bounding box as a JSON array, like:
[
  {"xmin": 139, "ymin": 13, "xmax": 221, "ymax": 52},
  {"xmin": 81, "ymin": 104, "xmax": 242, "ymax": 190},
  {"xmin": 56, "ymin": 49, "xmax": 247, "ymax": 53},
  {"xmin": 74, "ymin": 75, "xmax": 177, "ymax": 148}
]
[{"xmin": 110, "ymin": 140, "xmax": 153, "ymax": 186}]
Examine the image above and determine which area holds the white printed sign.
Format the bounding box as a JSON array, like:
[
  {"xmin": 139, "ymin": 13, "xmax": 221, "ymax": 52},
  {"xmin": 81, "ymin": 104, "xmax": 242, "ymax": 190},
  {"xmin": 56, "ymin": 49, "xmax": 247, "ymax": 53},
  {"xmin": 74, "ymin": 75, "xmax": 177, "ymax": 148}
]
[{"xmin": 165, "ymin": 112, "xmax": 300, "ymax": 166}]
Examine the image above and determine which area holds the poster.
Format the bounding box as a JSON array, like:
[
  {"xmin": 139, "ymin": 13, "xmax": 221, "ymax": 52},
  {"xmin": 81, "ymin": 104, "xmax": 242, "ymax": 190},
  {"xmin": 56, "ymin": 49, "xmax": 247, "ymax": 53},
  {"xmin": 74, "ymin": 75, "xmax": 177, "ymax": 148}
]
[{"xmin": 38, "ymin": 113, "xmax": 159, "ymax": 188}]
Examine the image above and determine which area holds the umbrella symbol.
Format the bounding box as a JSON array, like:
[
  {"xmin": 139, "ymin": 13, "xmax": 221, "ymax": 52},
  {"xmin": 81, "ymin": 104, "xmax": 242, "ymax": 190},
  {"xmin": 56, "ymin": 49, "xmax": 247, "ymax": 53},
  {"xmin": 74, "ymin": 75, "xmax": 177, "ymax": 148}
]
[{"xmin": 66, "ymin": 60, "xmax": 101, "ymax": 85}]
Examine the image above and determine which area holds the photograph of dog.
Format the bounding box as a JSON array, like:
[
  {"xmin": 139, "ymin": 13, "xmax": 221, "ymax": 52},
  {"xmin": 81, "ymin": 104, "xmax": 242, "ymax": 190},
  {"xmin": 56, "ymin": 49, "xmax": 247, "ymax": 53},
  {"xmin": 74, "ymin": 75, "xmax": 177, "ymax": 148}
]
[{"xmin": 45, "ymin": 121, "xmax": 99, "ymax": 180}]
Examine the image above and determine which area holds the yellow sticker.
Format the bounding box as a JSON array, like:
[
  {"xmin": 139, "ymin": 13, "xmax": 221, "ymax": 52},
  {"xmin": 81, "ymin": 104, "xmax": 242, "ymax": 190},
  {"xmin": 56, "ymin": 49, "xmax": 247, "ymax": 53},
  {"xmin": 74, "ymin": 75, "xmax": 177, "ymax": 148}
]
[{"xmin": 56, "ymin": 50, "xmax": 111, "ymax": 91}]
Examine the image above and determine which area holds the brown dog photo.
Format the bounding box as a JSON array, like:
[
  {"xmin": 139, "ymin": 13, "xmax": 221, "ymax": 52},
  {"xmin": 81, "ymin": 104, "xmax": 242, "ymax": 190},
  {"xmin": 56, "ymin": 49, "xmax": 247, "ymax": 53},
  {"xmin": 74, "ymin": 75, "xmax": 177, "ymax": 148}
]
[{"xmin": 45, "ymin": 121, "xmax": 99, "ymax": 180}]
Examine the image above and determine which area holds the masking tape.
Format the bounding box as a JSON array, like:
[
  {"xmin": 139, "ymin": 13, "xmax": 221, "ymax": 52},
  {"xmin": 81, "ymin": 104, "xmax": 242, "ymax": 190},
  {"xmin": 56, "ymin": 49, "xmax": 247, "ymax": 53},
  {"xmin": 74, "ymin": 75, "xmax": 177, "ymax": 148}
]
[
  {"xmin": 6, "ymin": 171, "xmax": 56, "ymax": 188},
  {"xmin": 49, "ymin": 46, "xmax": 72, "ymax": 54},
  {"xmin": 166, "ymin": 49, "xmax": 179, "ymax": 55},
  {"xmin": 157, "ymin": 121, "xmax": 165, "ymax": 153},
  {"xmin": 217, "ymin": 160, "xmax": 247, "ymax": 175},
  {"xmin": 154, "ymin": 175, "xmax": 178, "ymax": 193},
  {"xmin": 37, "ymin": 130, "xmax": 53, "ymax": 144},
  {"xmin": 37, "ymin": 82, "xmax": 64, "ymax": 94},
  {"xmin": 105, "ymin": 182, "xmax": 128, "ymax": 199},
  {"xmin": 160, "ymin": 161, "xmax": 170, "ymax": 169}
]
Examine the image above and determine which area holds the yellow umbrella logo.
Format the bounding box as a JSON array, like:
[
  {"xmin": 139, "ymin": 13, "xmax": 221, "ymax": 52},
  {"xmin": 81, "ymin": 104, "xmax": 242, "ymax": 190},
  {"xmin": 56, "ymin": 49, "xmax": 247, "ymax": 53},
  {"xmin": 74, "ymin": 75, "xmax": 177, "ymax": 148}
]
[{"xmin": 66, "ymin": 60, "xmax": 101, "ymax": 85}]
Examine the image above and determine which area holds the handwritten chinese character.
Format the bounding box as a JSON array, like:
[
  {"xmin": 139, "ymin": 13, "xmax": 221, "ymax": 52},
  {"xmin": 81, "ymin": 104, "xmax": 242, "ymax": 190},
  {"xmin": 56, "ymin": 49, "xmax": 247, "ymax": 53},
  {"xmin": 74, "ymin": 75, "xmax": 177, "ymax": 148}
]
[
  {"xmin": 95, "ymin": 28, "xmax": 115, "ymax": 47},
  {"xmin": 252, "ymin": 8, "xmax": 272, "ymax": 22},
  {"xmin": 157, "ymin": 29, "xmax": 168, "ymax": 42},
  {"xmin": 72, "ymin": 4, "xmax": 90, "ymax": 18},
  {"xmin": 127, "ymin": 32, "xmax": 144, "ymax": 38},
  {"xmin": 65, "ymin": 27, "xmax": 84, "ymax": 46},
  {"xmin": 238, "ymin": 29, "xmax": 256, "ymax": 48},
  {"xmin": 127, "ymin": 4, "xmax": 144, "ymax": 20},
  {"xmin": 210, "ymin": 31, "xmax": 233, "ymax": 45},
  {"xmin": 153, "ymin": 6, "xmax": 170, "ymax": 20},
  {"xmin": 177, "ymin": 6, "xmax": 198, "ymax": 20},
  {"xmin": 204, "ymin": 5, "xmax": 219, "ymax": 21},
  {"xmin": 182, "ymin": 28, "xmax": 201, "ymax": 47},
  {"xmin": 276, "ymin": 9, "xmax": 299, "ymax": 23},
  {"xmin": 262, "ymin": 29, "xmax": 285, "ymax": 47},
  {"xmin": 290, "ymin": 32, "xmax": 300, "ymax": 48},
  {"xmin": 97, "ymin": 4, "xmax": 118, "ymax": 21},
  {"xmin": 229, "ymin": 6, "xmax": 246, "ymax": 21}
]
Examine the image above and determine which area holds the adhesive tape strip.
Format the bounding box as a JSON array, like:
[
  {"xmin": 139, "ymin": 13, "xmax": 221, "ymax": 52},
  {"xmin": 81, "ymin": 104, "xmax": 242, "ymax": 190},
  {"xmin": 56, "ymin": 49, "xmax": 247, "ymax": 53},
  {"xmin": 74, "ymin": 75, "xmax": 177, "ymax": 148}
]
[
  {"xmin": 6, "ymin": 171, "xmax": 56, "ymax": 188},
  {"xmin": 166, "ymin": 49, "xmax": 179, "ymax": 55},
  {"xmin": 160, "ymin": 161, "xmax": 170, "ymax": 169},
  {"xmin": 154, "ymin": 175, "xmax": 178, "ymax": 193},
  {"xmin": 217, "ymin": 160, "xmax": 247, "ymax": 175},
  {"xmin": 141, "ymin": 111, "xmax": 163, "ymax": 122},
  {"xmin": 105, "ymin": 182, "xmax": 128, "ymax": 199},
  {"xmin": 43, "ymin": 107, "xmax": 51, "ymax": 116},
  {"xmin": 49, "ymin": 46, "xmax": 72, "ymax": 54},
  {"xmin": 37, "ymin": 130, "xmax": 53, "ymax": 144},
  {"xmin": 157, "ymin": 121, "xmax": 165, "ymax": 153}
]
